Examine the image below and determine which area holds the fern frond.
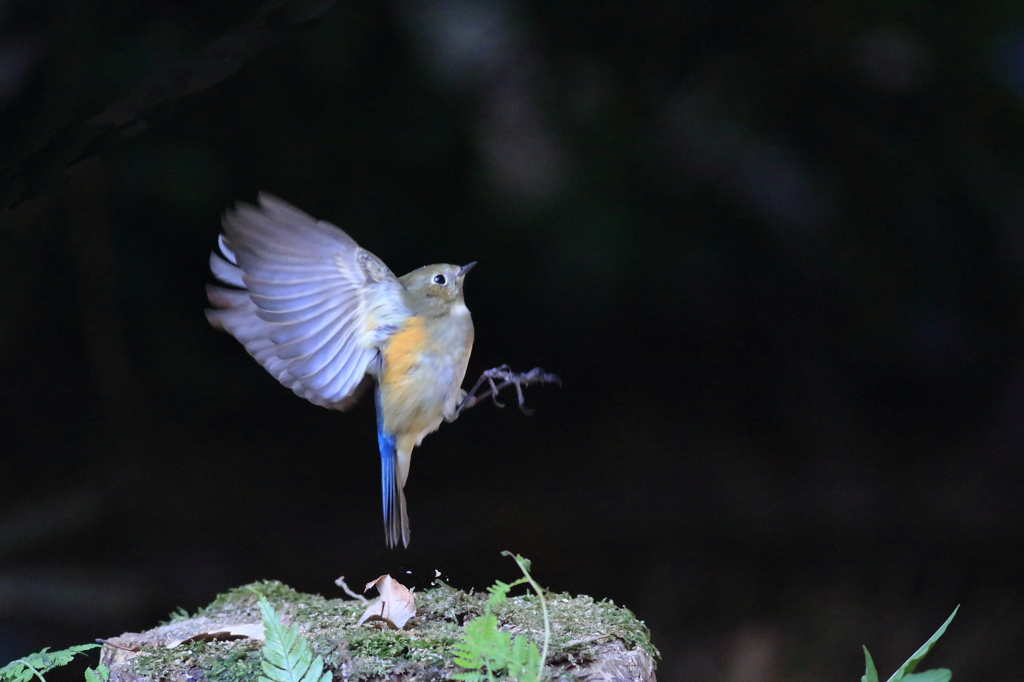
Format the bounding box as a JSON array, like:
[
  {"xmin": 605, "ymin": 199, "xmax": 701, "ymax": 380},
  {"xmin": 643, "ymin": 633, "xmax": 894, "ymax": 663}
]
[
  {"xmin": 0, "ymin": 645, "xmax": 99, "ymax": 682},
  {"xmin": 507, "ymin": 636, "xmax": 541, "ymax": 682},
  {"xmin": 257, "ymin": 596, "xmax": 332, "ymax": 682},
  {"xmin": 453, "ymin": 555, "xmax": 555, "ymax": 682},
  {"xmin": 453, "ymin": 613, "xmax": 509, "ymax": 673},
  {"xmin": 485, "ymin": 581, "xmax": 514, "ymax": 609},
  {"xmin": 486, "ymin": 576, "xmax": 532, "ymax": 611},
  {"xmin": 451, "ymin": 671, "xmax": 489, "ymax": 682},
  {"xmin": 84, "ymin": 663, "xmax": 110, "ymax": 682},
  {"xmin": 502, "ymin": 552, "xmax": 549, "ymax": 680}
]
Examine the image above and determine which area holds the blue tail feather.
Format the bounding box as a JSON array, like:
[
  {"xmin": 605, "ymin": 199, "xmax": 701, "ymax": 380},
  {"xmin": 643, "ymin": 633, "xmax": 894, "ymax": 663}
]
[{"xmin": 376, "ymin": 390, "xmax": 404, "ymax": 548}]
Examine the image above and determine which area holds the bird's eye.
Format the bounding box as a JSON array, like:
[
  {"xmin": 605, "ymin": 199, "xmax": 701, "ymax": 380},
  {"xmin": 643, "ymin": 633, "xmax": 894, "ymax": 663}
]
[{"xmin": 433, "ymin": 274, "xmax": 447, "ymax": 285}]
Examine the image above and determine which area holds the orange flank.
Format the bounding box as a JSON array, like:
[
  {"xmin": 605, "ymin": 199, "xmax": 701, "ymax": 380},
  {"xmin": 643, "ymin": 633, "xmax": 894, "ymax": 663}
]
[{"xmin": 382, "ymin": 316, "xmax": 427, "ymax": 387}]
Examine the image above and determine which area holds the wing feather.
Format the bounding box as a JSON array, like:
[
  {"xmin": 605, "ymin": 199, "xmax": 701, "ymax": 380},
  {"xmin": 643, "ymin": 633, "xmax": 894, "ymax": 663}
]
[
  {"xmin": 302, "ymin": 333, "xmax": 362, "ymax": 390},
  {"xmin": 242, "ymin": 264, "xmax": 346, "ymax": 281},
  {"xmin": 268, "ymin": 302, "xmax": 356, "ymax": 345},
  {"xmin": 288, "ymin": 321, "xmax": 361, "ymax": 379},
  {"xmin": 321, "ymin": 348, "xmax": 375, "ymax": 400},
  {"xmin": 275, "ymin": 308, "xmax": 356, "ymax": 360},
  {"xmin": 248, "ymin": 289, "xmax": 350, "ymax": 312},
  {"xmin": 206, "ymin": 193, "xmax": 408, "ymax": 410},
  {"xmin": 210, "ymin": 253, "xmax": 245, "ymax": 287}
]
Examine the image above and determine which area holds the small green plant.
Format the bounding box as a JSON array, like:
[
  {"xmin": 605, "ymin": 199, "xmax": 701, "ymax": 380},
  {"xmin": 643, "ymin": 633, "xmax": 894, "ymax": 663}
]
[
  {"xmin": 82, "ymin": 664, "xmax": 109, "ymax": 682},
  {"xmin": 0, "ymin": 645, "xmax": 100, "ymax": 682},
  {"xmin": 862, "ymin": 606, "xmax": 958, "ymax": 682},
  {"xmin": 257, "ymin": 594, "xmax": 333, "ymax": 682},
  {"xmin": 452, "ymin": 552, "xmax": 550, "ymax": 682}
]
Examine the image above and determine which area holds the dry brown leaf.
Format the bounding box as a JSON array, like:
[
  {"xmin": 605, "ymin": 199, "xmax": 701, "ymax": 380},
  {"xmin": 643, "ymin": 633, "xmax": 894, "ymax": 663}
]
[
  {"xmin": 166, "ymin": 623, "xmax": 265, "ymax": 648},
  {"xmin": 356, "ymin": 574, "xmax": 416, "ymax": 629}
]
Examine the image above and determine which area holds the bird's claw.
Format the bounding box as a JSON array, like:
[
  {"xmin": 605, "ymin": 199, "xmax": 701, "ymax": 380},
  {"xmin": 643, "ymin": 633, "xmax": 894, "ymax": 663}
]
[{"xmin": 452, "ymin": 364, "xmax": 561, "ymax": 419}]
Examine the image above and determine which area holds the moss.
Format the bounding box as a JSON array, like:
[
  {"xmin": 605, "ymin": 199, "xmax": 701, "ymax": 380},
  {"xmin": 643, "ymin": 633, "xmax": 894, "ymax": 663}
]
[
  {"xmin": 414, "ymin": 581, "xmax": 484, "ymax": 625},
  {"xmin": 117, "ymin": 579, "xmax": 655, "ymax": 682},
  {"xmin": 160, "ymin": 607, "xmax": 193, "ymax": 625},
  {"xmin": 127, "ymin": 639, "xmax": 264, "ymax": 682},
  {"xmin": 195, "ymin": 580, "xmax": 312, "ymax": 620}
]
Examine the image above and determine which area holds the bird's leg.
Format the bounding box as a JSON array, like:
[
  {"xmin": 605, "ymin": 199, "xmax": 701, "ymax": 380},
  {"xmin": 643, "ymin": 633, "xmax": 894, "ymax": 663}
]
[
  {"xmin": 451, "ymin": 365, "xmax": 561, "ymax": 420},
  {"xmin": 484, "ymin": 364, "xmax": 509, "ymax": 408},
  {"xmin": 459, "ymin": 363, "xmax": 510, "ymax": 413}
]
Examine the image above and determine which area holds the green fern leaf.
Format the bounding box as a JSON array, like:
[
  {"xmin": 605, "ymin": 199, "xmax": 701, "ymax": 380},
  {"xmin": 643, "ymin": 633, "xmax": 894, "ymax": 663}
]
[
  {"xmin": 862, "ymin": 646, "xmax": 879, "ymax": 682},
  {"xmin": 84, "ymin": 663, "xmax": 110, "ymax": 682},
  {"xmin": 900, "ymin": 671, "xmax": 951, "ymax": 682},
  {"xmin": 0, "ymin": 645, "xmax": 99, "ymax": 682},
  {"xmin": 863, "ymin": 608, "xmax": 958, "ymax": 682},
  {"xmin": 507, "ymin": 636, "xmax": 540, "ymax": 682},
  {"xmin": 454, "ymin": 613, "xmax": 544, "ymax": 682},
  {"xmin": 455, "ymin": 554, "xmax": 550, "ymax": 682},
  {"xmin": 454, "ymin": 613, "xmax": 507, "ymax": 672},
  {"xmin": 451, "ymin": 664, "xmax": 489, "ymax": 682},
  {"xmin": 886, "ymin": 607, "xmax": 958, "ymax": 682},
  {"xmin": 257, "ymin": 596, "xmax": 331, "ymax": 682},
  {"xmin": 486, "ymin": 580, "xmax": 513, "ymax": 609}
]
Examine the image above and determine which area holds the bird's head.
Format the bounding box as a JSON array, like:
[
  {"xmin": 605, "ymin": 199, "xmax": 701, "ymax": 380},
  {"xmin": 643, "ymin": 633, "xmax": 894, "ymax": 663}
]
[{"xmin": 401, "ymin": 262, "xmax": 476, "ymax": 314}]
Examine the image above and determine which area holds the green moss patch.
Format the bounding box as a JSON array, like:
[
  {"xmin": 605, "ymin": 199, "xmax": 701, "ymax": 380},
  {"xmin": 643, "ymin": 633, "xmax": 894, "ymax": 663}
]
[{"xmin": 111, "ymin": 579, "xmax": 655, "ymax": 682}]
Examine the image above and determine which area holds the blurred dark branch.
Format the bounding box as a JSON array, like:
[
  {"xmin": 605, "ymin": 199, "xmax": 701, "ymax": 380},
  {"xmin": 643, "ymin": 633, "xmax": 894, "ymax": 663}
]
[{"xmin": 0, "ymin": 0, "xmax": 339, "ymax": 215}]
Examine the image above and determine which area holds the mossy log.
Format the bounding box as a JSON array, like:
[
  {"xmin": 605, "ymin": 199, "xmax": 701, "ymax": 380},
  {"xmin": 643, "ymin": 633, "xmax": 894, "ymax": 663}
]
[{"xmin": 100, "ymin": 581, "xmax": 658, "ymax": 682}]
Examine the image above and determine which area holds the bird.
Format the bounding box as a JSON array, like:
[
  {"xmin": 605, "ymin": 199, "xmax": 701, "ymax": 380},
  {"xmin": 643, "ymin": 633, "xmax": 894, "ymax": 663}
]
[{"xmin": 205, "ymin": 193, "xmax": 475, "ymax": 548}]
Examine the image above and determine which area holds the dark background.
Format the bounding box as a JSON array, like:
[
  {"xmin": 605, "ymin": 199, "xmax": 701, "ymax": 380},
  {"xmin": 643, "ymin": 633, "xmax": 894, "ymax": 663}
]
[{"xmin": 1, "ymin": 1, "xmax": 1023, "ymax": 680}]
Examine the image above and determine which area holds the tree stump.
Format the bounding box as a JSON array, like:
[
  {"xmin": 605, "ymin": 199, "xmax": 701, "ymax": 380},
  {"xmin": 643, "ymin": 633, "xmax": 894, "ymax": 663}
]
[{"xmin": 99, "ymin": 581, "xmax": 657, "ymax": 682}]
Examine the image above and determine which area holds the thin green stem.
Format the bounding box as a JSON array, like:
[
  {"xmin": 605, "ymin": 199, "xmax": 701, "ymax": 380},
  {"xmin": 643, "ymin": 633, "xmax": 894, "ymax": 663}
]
[
  {"xmin": 505, "ymin": 553, "xmax": 550, "ymax": 681},
  {"xmin": 14, "ymin": 661, "xmax": 47, "ymax": 682}
]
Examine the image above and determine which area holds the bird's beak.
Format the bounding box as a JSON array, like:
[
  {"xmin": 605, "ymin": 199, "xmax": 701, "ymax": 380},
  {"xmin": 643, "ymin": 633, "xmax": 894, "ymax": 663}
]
[{"xmin": 458, "ymin": 262, "xmax": 477, "ymax": 279}]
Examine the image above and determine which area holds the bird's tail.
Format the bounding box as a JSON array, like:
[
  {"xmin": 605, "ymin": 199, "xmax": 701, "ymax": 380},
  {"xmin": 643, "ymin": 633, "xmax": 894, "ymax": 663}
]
[{"xmin": 376, "ymin": 392, "xmax": 409, "ymax": 548}]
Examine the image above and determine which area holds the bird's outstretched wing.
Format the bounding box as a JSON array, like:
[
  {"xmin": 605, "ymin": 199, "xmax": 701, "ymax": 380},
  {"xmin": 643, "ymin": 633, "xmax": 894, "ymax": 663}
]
[{"xmin": 206, "ymin": 193, "xmax": 408, "ymax": 410}]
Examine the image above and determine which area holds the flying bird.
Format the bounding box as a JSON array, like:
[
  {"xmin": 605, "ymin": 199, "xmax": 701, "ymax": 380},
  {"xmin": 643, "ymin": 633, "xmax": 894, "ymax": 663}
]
[
  {"xmin": 206, "ymin": 194, "xmax": 476, "ymax": 548},
  {"xmin": 206, "ymin": 194, "xmax": 558, "ymax": 547}
]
